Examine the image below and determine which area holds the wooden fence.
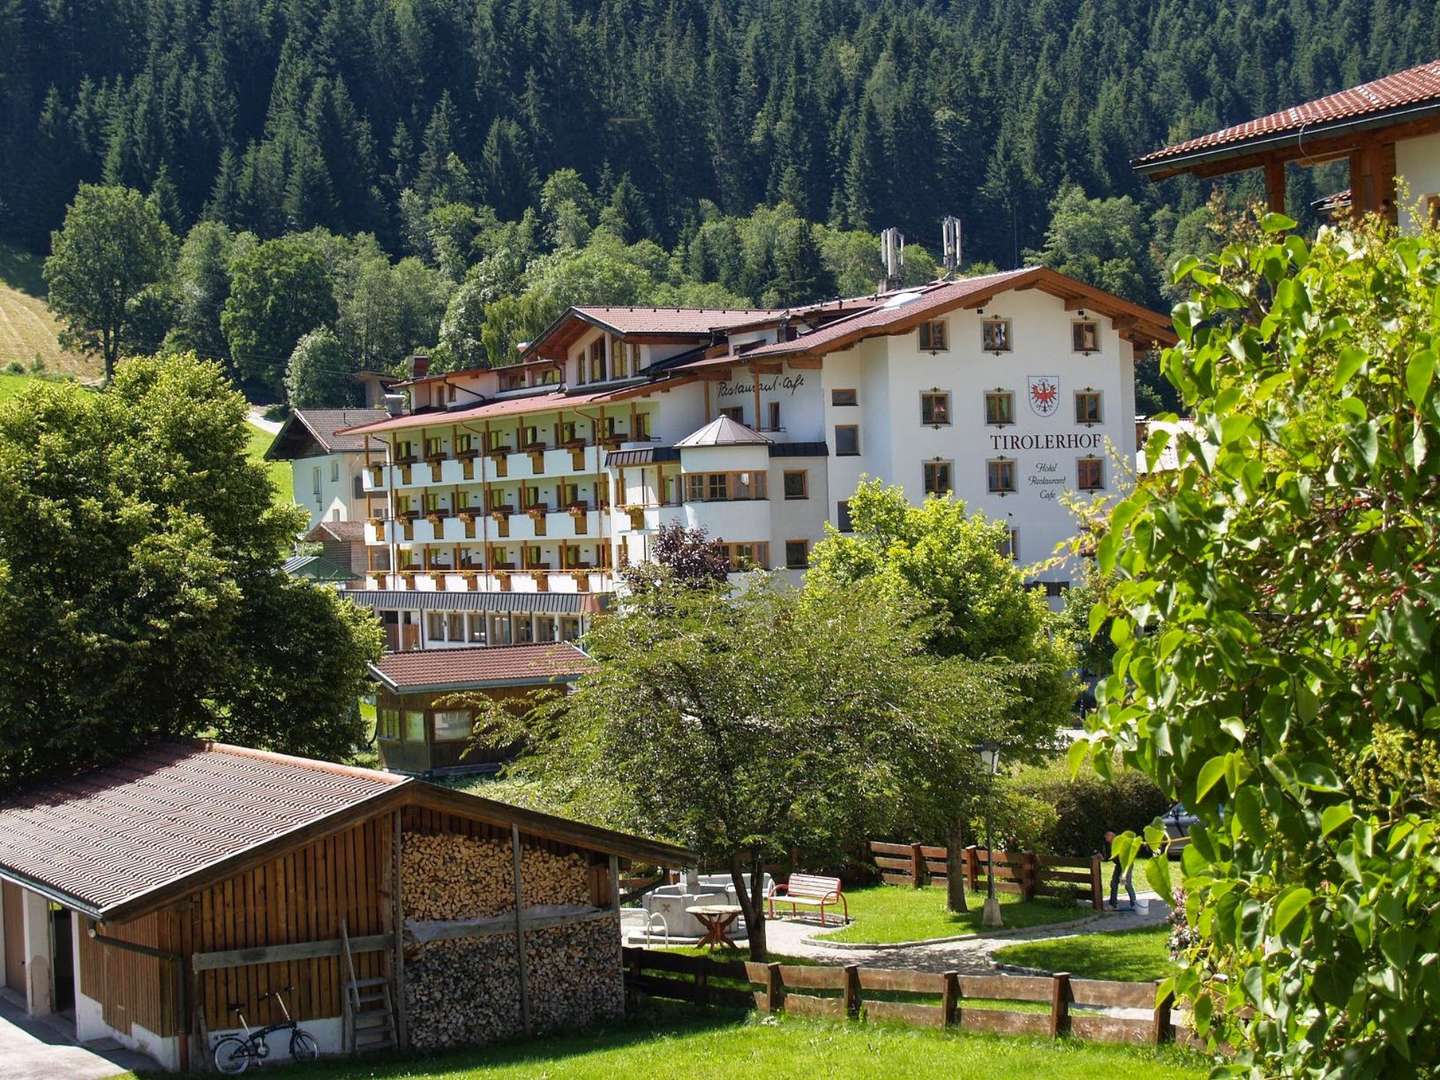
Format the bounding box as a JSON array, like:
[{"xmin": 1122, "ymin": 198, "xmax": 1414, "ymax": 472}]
[
  {"xmin": 868, "ymin": 841, "xmax": 1105, "ymax": 910},
  {"xmin": 623, "ymin": 948, "xmax": 1196, "ymax": 1048}
]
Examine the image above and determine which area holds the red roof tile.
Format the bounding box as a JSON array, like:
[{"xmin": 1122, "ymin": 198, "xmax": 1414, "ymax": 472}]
[
  {"xmin": 1137, "ymin": 59, "xmax": 1440, "ymax": 167},
  {"xmin": 336, "ymin": 385, "xmax": 661, "ymax": 437},
  {"xmin": 571, "ymin": 307, "xmax": 787, "ymax": 335},
  {"xmin": 0, "ymin": 743, "xmax": 400, "ymax": 917},
  {"xmin": 370, "ymin": 643, "xmax": 595, "ymax": 691}
]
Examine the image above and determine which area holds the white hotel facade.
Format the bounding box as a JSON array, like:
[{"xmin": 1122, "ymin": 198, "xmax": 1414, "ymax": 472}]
[{"xmin": 337, "ymin": 266, "xmax": 1174, "ymax": 651}]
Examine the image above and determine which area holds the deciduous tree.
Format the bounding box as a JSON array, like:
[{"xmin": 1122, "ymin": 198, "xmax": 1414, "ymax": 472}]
[{"xmin": 222, "ymin": 236, "xmax": 338, "ymax": 399}]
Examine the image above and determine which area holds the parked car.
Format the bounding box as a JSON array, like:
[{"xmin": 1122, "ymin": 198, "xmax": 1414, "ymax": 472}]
[{"xmin": 1163, "ymin": 803, "xmax": 1198, "ymax": 838}]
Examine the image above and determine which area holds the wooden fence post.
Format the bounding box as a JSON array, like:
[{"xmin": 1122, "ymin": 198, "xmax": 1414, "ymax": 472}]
[
  {"xmin": 946, "ymin": 823, "xmax": 967, "ymax": 912},
  {"xmin": 1024, "ymin": 852, "xmax": 1039, "ymax": 900},
  {"xmin": 910, "ymin": 843, "xmax": 924, "ymax": 888},
  {"xmin": 1152, "ymin": 987, "xmax": 1174, "ymax": 1044},
  {"xmin": 764, "ymin": 962, "xmax": 784, "ymax": 1013},
  {"xmin": 941, "ymin": 971, "xmax": 960, "ymax": 1027},
  {"xmin": 1049, "ymin": 972, "xmax": 1072, "ymax": 1038},
  {"xmin": 843, "ymin": 964, "xmax": 861, "ymax": 1018},
  {"xmin": 1089, "ymin": 854, "xmax": 1105, "ymax": 910},
  {"xmin": 964, "ymin": 845, "xmax": 979, "ymax": 893}
]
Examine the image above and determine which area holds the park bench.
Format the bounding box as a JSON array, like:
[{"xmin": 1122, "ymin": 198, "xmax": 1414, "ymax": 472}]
[{"xmin": 766, "ymin": 873, "xmax": 848, "ymax": 926}]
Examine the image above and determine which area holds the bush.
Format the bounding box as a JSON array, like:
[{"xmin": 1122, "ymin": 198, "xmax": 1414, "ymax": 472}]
[{"xmin": 1004, "ymin": 758, "xmax": 1169, "ymax": 857}]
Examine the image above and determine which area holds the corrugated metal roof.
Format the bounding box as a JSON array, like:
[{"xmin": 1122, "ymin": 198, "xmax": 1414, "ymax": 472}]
[
  {"xmin": 0, "ymin": 743, "xmax": 401, "ymax": 917},
  {"xmin": 1136, "ymin": 59, "xmax": 1440, "ymax": 167},
  {"xmin": 282, "ymin": 554, "xmax": 354, "ymax": 581},
  {"xmin": 342, "ymin": 590, "xmax": 604, "ymax": 614},
  {"xmin": 605, "ymin": 447, "xmax": 682, "ymax": 467},
  {"xmin": 369, "ymin": 643, "xmax": 594, "ymax": 691}
]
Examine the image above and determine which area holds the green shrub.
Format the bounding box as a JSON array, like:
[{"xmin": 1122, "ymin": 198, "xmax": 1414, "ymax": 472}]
[{"xmin": 1004, "ymin": 758, "xmax": 1169, "ymax": 857}]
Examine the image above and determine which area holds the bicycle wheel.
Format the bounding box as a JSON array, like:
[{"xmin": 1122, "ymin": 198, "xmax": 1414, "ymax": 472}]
[
  {"xmin": 290, "ymin": 1029, "xmax": 319, "ymax": 1062},
  {"xmin": 212, "ymin": 1036, "xmax": 251, "ymax": 1075}
]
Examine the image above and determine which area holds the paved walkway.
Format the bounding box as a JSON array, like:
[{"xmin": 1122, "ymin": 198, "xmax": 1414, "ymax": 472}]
[
  {"xmin": 763, "ymin": 896, "xmax": 1170, "ymax": 974},
  {"xmin": 0, "ymin": 993, "xmax": 159, "ymax": 1080},
  {"xmin": 247, "ymin": 407, "xmax": 281, "ymax": 435}
]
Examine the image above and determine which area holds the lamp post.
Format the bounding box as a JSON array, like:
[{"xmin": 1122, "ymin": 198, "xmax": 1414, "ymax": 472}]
[{"xmin": 977, "ymin": 743, "xmax": 1003, "ymax": 928}]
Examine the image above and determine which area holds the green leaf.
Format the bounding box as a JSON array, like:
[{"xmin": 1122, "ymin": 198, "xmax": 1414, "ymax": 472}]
[
  {"xmin": 1273, "ymin": 886, "xmax": 1314, "ymax": 934},
  {"xmin": 1320, "ymin": 802, "xmax": 1354, "ymax": 838},
  {"xmin": 1196, "ymin": 754, "xmax": 1230, "ymax": 802},
  {"xmin": 1192, "ymin": 990, "xmax": 1213, "ymax": 1034},
  {"xmin": 1234, "ymin": 786, "xmax": 1265, "ymax": 841},
  {"xmin": 1261, "ymin": 212, "xmax": 1297, "ymax": 233},
  {"xmin": 1406, "ymin": 348, "xmax": 1434, "ymax": 408},
  {"xmin": 1334, "ymin": 346, "xmax": 1367, "ymax": 389},
  {"xmin": 1145, "ymin": 852, "xmax": 1174, "ymax": 904},
  {"xmin": 1296, "ymin": 763, "xmax": 1345, "ymax": 793}
]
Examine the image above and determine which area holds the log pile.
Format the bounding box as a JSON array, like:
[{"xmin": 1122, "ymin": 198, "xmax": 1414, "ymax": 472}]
[
  {"xmin": 526, "ymin": 915, "xmax": 624, "ymax": 1032},
  {"xmin": 401, "ymin": 831, "xmax": 592, "ymax": 918},
  {"xmin": 405, "ymin": 937, "xmax": 521, "ymax": 1049}
]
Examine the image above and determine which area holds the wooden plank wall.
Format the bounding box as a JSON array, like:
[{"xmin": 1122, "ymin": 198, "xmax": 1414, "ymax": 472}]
[
  {"xmin": 178, "ymin": 815, "xmax": 391, "ymax": 1031},
  {"xmin": 78, "ymin": 911, "xmax": 183, "ymax": 1036}
]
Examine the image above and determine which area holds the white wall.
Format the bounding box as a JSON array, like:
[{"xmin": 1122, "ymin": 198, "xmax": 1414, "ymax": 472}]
[
  {"xmin": 21, "ymin": 887, "xmax": 50, "ymax": 1016},
  {"xmin": 710, "ymin": 361, "xmax": 821, "ymax": 438},
  {"xmin": 293, "ymin": 452, "xmax": 367, "ymax": 531},
  {"xmin": 1396, "ymin": 132, "xmax": 1440, "ymax": 233}
]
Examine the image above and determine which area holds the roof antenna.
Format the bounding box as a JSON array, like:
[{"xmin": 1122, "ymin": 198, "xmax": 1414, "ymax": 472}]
[
  {"xmin": 880, "ymin": 227, "xmax": 905, "ymax": 292},
  {"xmin": 941, "ymin": 216, "xmax": 962, "ymax": 277}
]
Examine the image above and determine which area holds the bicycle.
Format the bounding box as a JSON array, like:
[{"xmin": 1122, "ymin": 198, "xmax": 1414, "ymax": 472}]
[{"xmin": 212, "ymin": 986, "xmax": 319, "ymax": 1074}]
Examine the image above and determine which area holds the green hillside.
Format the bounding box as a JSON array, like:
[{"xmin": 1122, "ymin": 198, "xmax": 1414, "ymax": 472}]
[
  {"xmin": 247, "ymin": 422, "xmax": 293, "ymax": 506},
  {"xmin": 0, "ymin": 244, "xmax": 98, "ymax": 380}
]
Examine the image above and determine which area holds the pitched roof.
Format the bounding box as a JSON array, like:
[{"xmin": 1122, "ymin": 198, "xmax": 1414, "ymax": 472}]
[
  {"xmin": 519, "ymin": 306, "xmax": 789, "ymax": 363},
  {"xmin": 0, "ymin": 742, "xmax": 401, "ymax": 918},
  {"xmin": 281, "ymin": 553, "xmax": 356, "ymax": 581},
  {"xmin": 305, "ymin": 520, "xmax": 367, "ymax": 544},
  {"xmin": 335, "ymin": 383, "xmax": 672, "ymax": 438},
  {"xmin": 369, "ymin": 643, "xmax": 595, "ymax": 692},
  {"xmin": 1136, "ymin": 59, "xmax": 1440, "ymax": 170},
  {"xmin": 265, "ymin": 408, "xmax": 390, "ymax": 458},
  {"xmin": 674, "ymin": 415, "xmax": 771, "ymax": 448},
  {"xmin": 734, "ymin": 267, "xmax": 1174, "ymax": 361},
  {"xmin": 0, "ymin": 740, "xmax": 692, "ymax": 920}
]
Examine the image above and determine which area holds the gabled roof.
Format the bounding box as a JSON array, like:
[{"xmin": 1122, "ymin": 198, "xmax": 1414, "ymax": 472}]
[
  {"xmin": 305, "ymin": 520, "xmax": 366, "ymax": 544},
  {"xmin": 335, "ymin": 382, "xmax": 677, "ymax": 437},
  {"xmin": 0, "ymin": 741, "xmax": 692, "ymax": 921},
  {"xmin": 732, "ymin": 267, "xmax": 1174, "ymax": 361},
  {"xmin": 369, "ymin": 643, "xmax": 595, "ymax": 693},
  {"xmin": 1136, "ymin": 59, "xmax": 1440, "ymax": 174},
  {"xmin": 265, "ymin": 408, "xmax": 390, "ymax": 458},
  {"xmin": 520, "ymin": 305, "xmax": 788, "ymax": 362},
  {"xmin": 674, "ymin": 415, "xmax": 771, "ymax": 448}
]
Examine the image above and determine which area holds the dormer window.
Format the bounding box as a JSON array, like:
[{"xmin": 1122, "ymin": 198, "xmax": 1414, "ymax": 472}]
[{"xmin": 499, "ymin": 371, "xmax": 524, "ymax": 391}]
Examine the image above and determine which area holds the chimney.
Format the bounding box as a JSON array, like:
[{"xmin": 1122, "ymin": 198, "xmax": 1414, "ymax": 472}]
[
  {"xmin": 383, "ymin": 393, "xmax": 406, "ymax": 417},
  {"xmin": 879, "ymin": 227, "xmax": 905, "ymax": 292},
  {"xmin": 409, "ymin": 352, "xmax": 430, "ymax": 379},
  {"xmin": 942, "ymin": 216, "xmax": 962, "ymax": 275}
]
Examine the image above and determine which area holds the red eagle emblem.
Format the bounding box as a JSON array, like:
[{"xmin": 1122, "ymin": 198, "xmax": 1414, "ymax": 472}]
[{"xmin": 1027, "ymin": 376, "xmax": 1060, "ymax": 417}]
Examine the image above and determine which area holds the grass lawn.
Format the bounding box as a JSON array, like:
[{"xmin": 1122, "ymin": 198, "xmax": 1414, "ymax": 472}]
[
  {"xmin": 0, "ymin": 242, "xmax": 96, "ymax": 378},
  {"xmin": 246, "ymin": 420, "xmax": 294, "ymax": 505},
  {"xmin": 992, "ymin": 925, "xmax": 1175, "ymax": 983},
  {"xmin": 817, "ymin": 884, "xmax": 1084, "ymax": 945},
  {"xmin": 135, "ymin": 1001, "xmax": 1209, "ymax": 1079}
]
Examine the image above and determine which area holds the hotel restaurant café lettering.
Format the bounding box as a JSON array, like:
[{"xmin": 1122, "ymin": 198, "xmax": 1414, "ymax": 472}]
[{"xmin": 990, "ymin": 431, "xmax": 1106, "ymax": 500}]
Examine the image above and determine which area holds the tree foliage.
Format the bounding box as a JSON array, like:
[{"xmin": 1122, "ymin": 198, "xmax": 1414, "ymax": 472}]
[
  {"xmin": 43, "ymin": 184, "xmax": 176, "ymax": 380},
  {"xmin": 222, "ymin": 236, "xmax": 338, "ymax": 398},
  {"xmin": 1081, "ymin": 214, "xmax": 1440, "ymax": 1075},
  {"xmin": 0, "ymin": 353, "xmax": 383, "ymax": 789},
  {"xmin": 285, "ymin": 327, "xmax": 357, "ymax": 408},
  {"xmin": 496, "ymin": 575, "xmax": 1014, "ymax": 959}
]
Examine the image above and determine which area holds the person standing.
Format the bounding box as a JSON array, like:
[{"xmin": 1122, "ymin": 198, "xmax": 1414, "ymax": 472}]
[{"xmin": 1104, "ymin": 830, "xmax": 1137, "ymax": 910}]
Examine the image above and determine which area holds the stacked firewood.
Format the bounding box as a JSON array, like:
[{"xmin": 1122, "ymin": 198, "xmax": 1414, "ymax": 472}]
[
  {"xmin": 401, "ymin": 831, "xmax": 593, "ymax": 918},
  {"xmin": 525, "ymin": 915, "xmax": 624, "ymax": 1032},
  {"xmin": 405, "ymin": 937, "xmax": 521, "ymax": 1049}
]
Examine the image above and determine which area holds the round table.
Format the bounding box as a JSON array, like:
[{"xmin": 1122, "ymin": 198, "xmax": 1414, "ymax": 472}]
[{"xmin": 686, "ymin": 904, "xmax": 743, "ymax": 951}]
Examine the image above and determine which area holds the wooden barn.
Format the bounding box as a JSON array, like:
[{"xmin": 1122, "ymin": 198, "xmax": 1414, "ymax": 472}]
[
  {"xmin": 0, "ymin": 742, "xmax": 689, "ymax": 1070},
  {"xmin": 369, "ymin": 642, "xmax": 594, "ymax": 776}
]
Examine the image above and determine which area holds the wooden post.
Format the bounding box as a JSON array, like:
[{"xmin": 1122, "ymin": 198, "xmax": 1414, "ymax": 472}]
[
  {"xmin": 1049, "ymin": 972, "xmax": 1071, "ymax": 1038},
  {"xmin": 1089, "ymin": 854, "xmax": 1104, "ymax": 911},
  {"xmin": 764, "ymin": 962, "xmax": 783, "ymax": 1013},
  {"xmin": 941, "ymin": 971, "xmax": 960, "ymax": 1027},
  {"xmin": 1024, "ymin": 852, "xmax": 1039, "ymax": 901},
  {"xmin": 964, "ymin": 845, "xmax": 979, "ymax": 893},
  {"xmin": 608, "ymin": 855, "xmax": 620, "ymax": 911},
  {"xmin": 389, "ymin": 810, "xmax": 409, "ymax": 1050},
  {"xmin": 511, "ymin": 823, "xmax": 532, "ymax": 1035},
  {"xmin": 1152, "ymin": 986, "xmax": 1174, "ymax": 1044},
  {"xmin": 843, "ymin": 964, "xmax": 861, "ymax": 1018},
  {"xmin": 946, "ymin": 824, "xmax": 967, "ymax": 912},
  {"xmin": 1264, "ymin": 157, "xmax": 1286, "ymax": 214},
  {"xmin": 910, "ymin": 842, "xmax": 924, "ymax": 888}
]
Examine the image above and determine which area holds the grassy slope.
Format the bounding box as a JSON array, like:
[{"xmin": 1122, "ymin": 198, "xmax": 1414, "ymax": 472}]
[
  {"xmin": 0, "ymin": 243, "xmax": 99, "ymax": 379},
  {"xmin": 134, "ymin": 1003, "xmax": 1207, "ymax": 1079},
  {"xmin": 992, "ymin": 926, "xmax": 1175, "ymax": 982},
  {"xmin": 246, "ymin": 421, "xmax": 293, "ymax": 505},
  {"xmin": 817, "ymin": 885, "xmax": 1082, "ymax": 945}
]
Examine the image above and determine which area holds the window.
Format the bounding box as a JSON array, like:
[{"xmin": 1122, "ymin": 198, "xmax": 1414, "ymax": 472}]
[
  {"xmin": 492, "ymin": 616, "xmax": 512, "ymax": 644},
  {"xmin": 1044, "ymin": 580, "xmax": 1070, "ymax": 599},
  {"xmin": 426, "ymin": 611, "xmax": 447, "ymax": 641},
  {"xmin": 725, "ymin": 542, "xmax": 770, "ymax": 571},
  {"xmin": 987, "ymin": 458, "xmax": 1017, "ymax": 494},
  {"xmin": 985, "ymin": 390, "xmax": 1014, "ymax": 426},
  {"xmin": 433, "ymin": 710, "xmax": 472, "ymax": 742},
  {"xmin": 331, "ymin": 508, "xmax": 340, "ymax": 521},
  {"xmin": 522, "ymin": 424, "xmax": 541, "ymax": 447},
  {"xmin": 515, "ymin": 617, "xmax": 534, "ymax": 643},
  {"xmin": 922, "ymin": 460, "xmax": 953, "ymax": 497},
  {"xmin": 312, "ymin": 466, "xmax": 322, "ymax": 500},
  {"xmin": 499, "ymin": 371, "xmax": 524, "ymax": 391},
  {"xmin": 330, "ymin": 460, "xmax": 339, "ymax": 482},
  {"xmin": 921, "ymin": 391, "xmax": 951, "ymax": 426},
  {"xmin": 1077, "ymin": 456, "xmax": 1105, "ymax": 492},
  {"xmin": 447, "ymin": 612, "xmax": 464, "ymax": 641},
  {"xmin": 536, "ymin": 618, "xmax": 556, "ymax": 642},
  {"xmin": 559, "ymin": 617, "xmax": 581, "ymax": 641},
  {"xmin": 467, "ymin": 613, "xmax": 487, "ymax": 643},
  {"xmin": 685, "ymin": 472, "xmax": 767, "ymax": 502},
  {"xmin": 376, "ymin": 707, "xmax": 400, "ymax": 740},
  {"xmin": 837, "ymin": 501, "xmax": 853, "ymax": 532},
  {"xmin": 612, "ymin": 340, "xmax": 629, "ymax": 379},
  {"xmin": 1073, "ymin": 320, "xmax": 1100, "ymax": 353},
  {"xmin": 785, "ymin": 539, "xmax": 809, "ymax": 569},
  {"xmin": 766, "ymin": 401, "xmax": 781, "ymax": 431},
  {"xmin": 918, "ymin": 320, "xmax": 948, "ymax": 351},
  {"xmin": 982, "ymin": 318, "xmax": 1012, "ymax": 352},
  {"xmin": 783, "ymin": 470, "xmax": 808, "ymax": 500},
  {"xmin": 831, "ymin": 388, "xmax": 858, "ymax": 407},
  {"xmin": 633, "ymin": 412, "xmax": 652, "ymax": 440},
  {"xmin": 999, "ymin": 529, "xmax": 1019, "ymax": 561},
  {"xmin": 1075, "ymin": 390, "xmax": 1103, "ymax": 425},
  {"xmin": 403, "ymin": 710, "xmax": 426, "ymax": 742},
  {"xmin": 707, "ymin": 473, "xmax": 728, "ymax": 501},
  {"xmin": 589, "ymin": 338, "xmax": 607, "ymax": 382},
  {"xmin": 719, "ymin": 405, "xmax": 744, "ymax": 424},
  {"xmin": 835, "ymin": 424, "xmax": 860, "ymax": 456}
]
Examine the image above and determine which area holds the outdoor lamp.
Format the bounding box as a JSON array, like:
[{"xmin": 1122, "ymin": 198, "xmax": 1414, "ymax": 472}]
[{"xmin": 977, "ymin": 743, "xmax": 1004, "ymax": 928}]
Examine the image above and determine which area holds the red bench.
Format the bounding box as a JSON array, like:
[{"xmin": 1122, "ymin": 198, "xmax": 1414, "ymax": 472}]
[{"xmin": 766, "ymin": 873, "xmax": 848, "ymax": 926}]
